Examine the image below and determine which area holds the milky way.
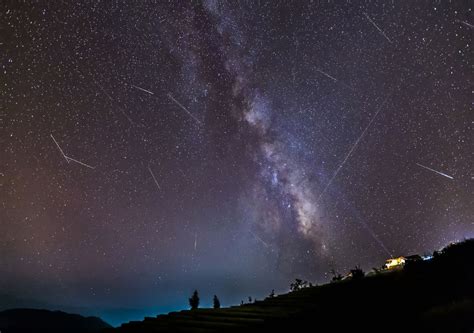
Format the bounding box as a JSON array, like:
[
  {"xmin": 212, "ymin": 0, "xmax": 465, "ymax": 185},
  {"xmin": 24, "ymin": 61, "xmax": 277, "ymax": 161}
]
[{"xmin": 1, "ymin": 1, "xmax": 472, "ymax": 325}]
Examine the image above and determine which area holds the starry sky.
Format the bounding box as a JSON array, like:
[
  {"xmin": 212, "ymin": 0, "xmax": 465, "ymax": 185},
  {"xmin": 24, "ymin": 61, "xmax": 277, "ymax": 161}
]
[{"xmin": 1, "ymin": 0, "xmax": 472, "ymax": 326}]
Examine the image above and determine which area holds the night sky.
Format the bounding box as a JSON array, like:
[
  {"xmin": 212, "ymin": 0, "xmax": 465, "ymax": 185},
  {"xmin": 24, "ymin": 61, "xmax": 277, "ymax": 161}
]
[{"xmin": 1, "ymin": 0, "xmax": 472, "ymax": 325}]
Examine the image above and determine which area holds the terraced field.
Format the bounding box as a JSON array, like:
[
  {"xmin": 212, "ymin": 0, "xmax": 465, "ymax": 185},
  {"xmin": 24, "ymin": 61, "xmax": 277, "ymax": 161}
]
[{"xmin": 105, "ymin": 240, "xmax": 474, "ymax": 332}]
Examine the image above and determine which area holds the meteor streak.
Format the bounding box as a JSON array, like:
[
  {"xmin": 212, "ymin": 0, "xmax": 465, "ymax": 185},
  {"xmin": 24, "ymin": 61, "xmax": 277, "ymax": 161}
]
[
  {"xmin": 249, "ymin": 230, "xmax": 270, "ymax": 249},
  {"xmin": 317, "ymin": 96, "xmax": 389, "ymax": 203},
  {"xmin": 148, "ymin": 166, "xmax": 162, "ymax": 190},
  {"xmin": 66, "ymin": 156, "xmax": 95, "ymax": 169},
  {"xmin": 50, "ymin": 134, "xmax": 95, "ymax": 169},
  {"xmin": 456, "ymin": 19, "xmax": 474, "ymax": 29},
  {"xmin": 131, "ymin": 84, "xmax": 154, "ymax": 95},
  {"xmin": 363, "ymin": 12, "xmax": 392, "ymax": 44},
  {"xmin": 416, "ymin": 163, "xmax": 453, "ymax": 180},
  {"xmin": 316, "ymin": 69, "xmax": 337, "ymax": 82},
  {"xmin": 167, "ymin": 93, "xmax": 202, "ymax": 125},
  {"xmin": 92, "ymin": 77, "xmax": 137, "ymax": 125},
  {"xmin": 50, "ymin": 134, "xmax": 70, "ymax": 163},
  {"xmin": 316, "ymin": 69, "xmax": 354, "ymax": 91}
]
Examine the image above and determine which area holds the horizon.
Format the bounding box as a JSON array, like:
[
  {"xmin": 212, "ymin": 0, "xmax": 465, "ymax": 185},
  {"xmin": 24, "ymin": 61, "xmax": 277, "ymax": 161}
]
[
  {"xmin": 1, "ymin": 238, "xmax": 470, "ymax": 327},
  {"xmin": 1, "ymin": 1, "xmax": 472, "ymax": 329}
]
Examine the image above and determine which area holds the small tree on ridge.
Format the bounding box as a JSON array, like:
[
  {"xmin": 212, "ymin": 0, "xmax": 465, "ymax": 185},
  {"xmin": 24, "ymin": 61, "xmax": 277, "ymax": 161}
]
[
  {"xmin": 213, "ymin": 295, "xmax": 220, "ymax": 309},
  {"xmin": 189, "ymin": 290, "xmax": 200, "ymax": 310}
]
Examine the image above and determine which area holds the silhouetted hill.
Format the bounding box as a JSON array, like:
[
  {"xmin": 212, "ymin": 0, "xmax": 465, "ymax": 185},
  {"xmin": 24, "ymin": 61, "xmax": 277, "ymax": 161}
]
[
  {"xmin": 0, "ymin": 308, "xmax": 111, "ymax": 333},
  {"xmin": 106, "ymin": 239, "xmax": 474, "ymax": 333},
  {"xmin": 0, "ymin": 294, "xmax": 151, "ymax": 327}
]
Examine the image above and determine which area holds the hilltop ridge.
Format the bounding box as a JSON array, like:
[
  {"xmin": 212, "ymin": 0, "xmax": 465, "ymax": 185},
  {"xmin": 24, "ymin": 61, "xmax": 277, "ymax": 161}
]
[{"xmin": 106, "ymin": 239, "xmax": 474, "ymax": 332}]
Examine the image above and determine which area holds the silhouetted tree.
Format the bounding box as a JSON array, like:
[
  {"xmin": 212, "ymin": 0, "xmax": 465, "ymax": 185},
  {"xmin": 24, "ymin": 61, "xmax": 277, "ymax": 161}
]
[
  {"xmin": 350, "ymin": 265, "xmax": 365, "ymax": 280},
  {"xmin": 268, "ymin": 289, "xmax": 275, "ymax": 298},
  {"xmin": 330, "ymin": 269, "xmax": 343, "ymax": 282},
  {"xmin": 290, "ymin": 278, "xmax": 310, "ymax": 291},
  {"xmin": 290, "ymin": 279, "xmax": 302, "ymax": 291},
  {"xmin": 189, "ymin": 290, "xmax": 200, "ymax": 310},
  {"xmin": 213, "ymin": 295, "xmax": 220, "ymax": 309},
  {"xmin": 332, "ymin": 274, "xmax": 343, "ymax": 282},
  {"xmin": 248, "ymin": 296, "xmax": 252, "ymax": 303}
]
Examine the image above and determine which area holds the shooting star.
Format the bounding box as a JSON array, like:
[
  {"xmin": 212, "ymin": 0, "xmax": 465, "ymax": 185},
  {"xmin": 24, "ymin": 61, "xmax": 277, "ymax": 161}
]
[
  {"xmin": 50, "ymin": 134, "xmax": 95, "ymax": 169},
  {"xmin": 167, "ymin": 93, "xmax": 202, "ymax": 125},
  {"xmin": 356, "ymin": 215, "xmax": 393, "ymax": 258},
  {"xmin": 316, "ymin": 96, "xmax": 389, "ymax": 204},
  {"xmin": 316, "ymin": 69, "xmax": 337, "ymax": 82},
  {"xmin": 131, "ymin": 84, "xmax": 154, "ymax": 95},
  {"xmin": 456, "ymin": 19, "xmax": 474, "ymax": 29},
  {"xmin": 249, "ymin": 230, "xmax": 270, "ymax": 249},
  {"xmin": 316, "ymin": 69, "xmax": 354, "ymax": 91},
  {"xmin": 148, "ymin": 166, "xmax": 161, "ymax": 190},
  {"xmin": 91, "ymin": 77, "xmax": 138, "ymax": 126},
  {"xmin": 194, "ymin": 232, "xmax": 197, "ymax": 251},
  {"xmin": 416, "ymin": 163, "xmax": 453, "ymax": 180},
  {"xmin": 363, "ymin": 12, "xmax": 392, "ymax": 44},
  {"xmin": 50, "ymin": 134, "xmax": 70, "ymax": 163},
  {"xmin": 65, "ymin": 156, "xmax": 95, "ymax": 169}
]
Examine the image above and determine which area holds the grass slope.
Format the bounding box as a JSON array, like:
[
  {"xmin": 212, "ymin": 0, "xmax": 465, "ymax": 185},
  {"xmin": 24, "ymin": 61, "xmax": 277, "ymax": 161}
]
[{"xmin": 106, "ymin": 239, "xmax": 474, "ymax": 333}]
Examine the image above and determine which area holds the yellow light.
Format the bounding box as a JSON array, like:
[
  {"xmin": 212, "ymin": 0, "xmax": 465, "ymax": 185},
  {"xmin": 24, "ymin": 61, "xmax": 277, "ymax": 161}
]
[{"xmin": 385, "ymin": 257, "xmax": 405, "ymax": 269}]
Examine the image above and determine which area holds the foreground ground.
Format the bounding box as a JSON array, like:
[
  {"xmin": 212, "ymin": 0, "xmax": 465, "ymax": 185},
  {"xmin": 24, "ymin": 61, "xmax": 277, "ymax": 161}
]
[{"xmin": 106, "ymin": 239, "xmax": 474, "ymax": 333}]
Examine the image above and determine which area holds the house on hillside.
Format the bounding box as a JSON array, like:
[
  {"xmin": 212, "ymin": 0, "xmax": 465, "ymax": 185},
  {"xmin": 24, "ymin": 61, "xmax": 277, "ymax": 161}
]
[
  {"xmin": 384, "ymin": 254, "xmax": 422, "ymax": 270},
  {"xmin": 385, "ymin": 257, "xmax": 405, "ymax": 269}
]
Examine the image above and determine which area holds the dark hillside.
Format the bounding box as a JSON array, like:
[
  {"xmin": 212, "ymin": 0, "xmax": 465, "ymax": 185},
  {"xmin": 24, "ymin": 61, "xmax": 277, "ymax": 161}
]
[
  {"xmin": 0, "ymin": 308, "xmax": 111, "ymax": 333},
  {"xmin": 106, "ymin": 239, "xmax": 474, "ymax": 333}
]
